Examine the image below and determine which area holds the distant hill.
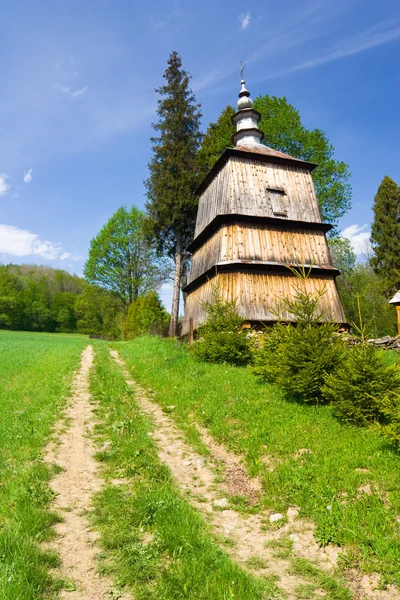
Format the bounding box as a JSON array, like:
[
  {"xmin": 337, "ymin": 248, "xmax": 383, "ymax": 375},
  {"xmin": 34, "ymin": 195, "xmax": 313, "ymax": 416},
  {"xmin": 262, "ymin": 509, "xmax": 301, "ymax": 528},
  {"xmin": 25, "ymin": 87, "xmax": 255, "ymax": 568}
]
[{"xmin": 0, "ymin": 263, "xmax": 121, "ymax": 335}]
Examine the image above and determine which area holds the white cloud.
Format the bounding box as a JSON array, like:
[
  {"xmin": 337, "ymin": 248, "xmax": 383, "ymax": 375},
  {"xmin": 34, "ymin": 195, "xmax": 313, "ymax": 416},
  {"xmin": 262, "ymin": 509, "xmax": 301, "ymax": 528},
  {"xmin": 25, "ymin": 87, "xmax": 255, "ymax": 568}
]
[
  {"xmin": 0, "ymin": 174, "xmax": 10, "ymax": 196},
  {"xmin": 0, "ymin": 224, "xmax": 78, "ymax": 261},
  {"xmin": 342, "ymin": 224, "xmax": 371, "ymax": 255},
  {"xmin": 239, "ymin": 12, "xmax": 251, "ymax": 30},
  {"xmin": 72, "ymin": 86, "xmax": 88, "ymax": 98},
  {"xmin": 56, "ymin": 84, "xmax": 88, "ymax": 98},
  {"xmin": 23, "ymin": 168, "xmax": 33, "ymax": 183}
]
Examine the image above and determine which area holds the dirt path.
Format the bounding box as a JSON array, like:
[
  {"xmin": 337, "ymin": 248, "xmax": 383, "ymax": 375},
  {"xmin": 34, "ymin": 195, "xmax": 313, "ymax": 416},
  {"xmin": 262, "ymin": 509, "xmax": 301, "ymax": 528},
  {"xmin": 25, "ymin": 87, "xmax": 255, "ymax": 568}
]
[
  {"xmin": 110, "ymin": 350, "xmax": 334, "ymax": 598},
  {"xmin": 44, "ymin": 345, "xmax": 129, "ymax": 600},
  {"xmin": 110, "ymin": 349, "xmax": 400, "ymax": 600}
]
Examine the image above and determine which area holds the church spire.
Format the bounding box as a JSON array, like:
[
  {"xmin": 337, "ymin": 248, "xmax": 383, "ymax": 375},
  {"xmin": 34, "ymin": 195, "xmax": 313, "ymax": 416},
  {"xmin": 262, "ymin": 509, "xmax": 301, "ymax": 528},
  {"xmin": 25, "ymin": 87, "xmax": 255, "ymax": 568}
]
[{"xmin": 232, "ymin": 77, "xmax": 264, "ymax": 147}]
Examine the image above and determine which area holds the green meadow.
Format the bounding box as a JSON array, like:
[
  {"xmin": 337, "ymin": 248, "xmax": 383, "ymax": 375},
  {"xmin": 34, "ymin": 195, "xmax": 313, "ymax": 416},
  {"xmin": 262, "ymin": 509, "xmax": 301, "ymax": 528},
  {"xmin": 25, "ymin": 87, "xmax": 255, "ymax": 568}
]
[
  {"xmin": 115, "ymin": 336, "xmax": 400, "ymax": 588},
  {"xmin": 1, "ymin": 330, "xmax": 400, "ymax": 599},
  {"xmin": 0, "ymin": 330, "xmax": 87, "ymax": 600}
]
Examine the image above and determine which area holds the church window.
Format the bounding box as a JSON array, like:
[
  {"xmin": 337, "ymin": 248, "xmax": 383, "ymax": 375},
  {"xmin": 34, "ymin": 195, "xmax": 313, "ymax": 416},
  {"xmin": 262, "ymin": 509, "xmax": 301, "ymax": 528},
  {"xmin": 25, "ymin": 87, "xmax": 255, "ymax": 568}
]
[{"xmin": 268, "ymin": 188, "xmax": 287, "ymax": 216}]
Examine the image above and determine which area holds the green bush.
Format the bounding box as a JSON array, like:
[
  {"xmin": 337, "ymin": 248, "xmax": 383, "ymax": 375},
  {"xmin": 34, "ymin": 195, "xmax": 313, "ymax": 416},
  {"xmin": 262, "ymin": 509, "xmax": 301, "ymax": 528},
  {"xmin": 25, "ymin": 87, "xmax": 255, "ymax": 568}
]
[
  {"xmin": 253, "ymin": 321, "xmax": 344, "ymax": 403},
  {"xmin": 252, "ymin": 268, "xmax": 345, "ymax": 403},
  {"xmin": 380, "ymin": 401, "xmax": 400, "ymax": 450},
  {"xmin": 126, "ymin": 292, "xmax": 169, "ymax": 339},
  {"xmin": 322, "ymin": 345, "xmax": 400, "ymax": 426},
  {"xmin": 192, "ymin": 285, "xmax": 253, "ymax": 366}
]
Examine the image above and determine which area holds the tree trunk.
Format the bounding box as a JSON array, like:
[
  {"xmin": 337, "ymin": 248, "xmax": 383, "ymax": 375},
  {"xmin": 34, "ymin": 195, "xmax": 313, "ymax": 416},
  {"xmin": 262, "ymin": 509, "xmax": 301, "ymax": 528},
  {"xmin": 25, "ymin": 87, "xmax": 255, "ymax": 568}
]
[
  {"xmin": 181, "ymin": 253, "xmax": 189, "ymax": 310},
  {"xmin": 169, "ymin": 233, "xmax": 182, "ymax": 337}
]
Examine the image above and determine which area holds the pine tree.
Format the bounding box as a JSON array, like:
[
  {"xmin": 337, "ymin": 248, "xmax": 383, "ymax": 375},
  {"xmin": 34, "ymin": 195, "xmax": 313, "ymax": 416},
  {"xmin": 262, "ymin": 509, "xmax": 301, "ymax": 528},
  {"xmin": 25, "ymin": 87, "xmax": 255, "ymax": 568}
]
[
  {"xmin": 371, "ymin": 176, "xmax": 400, "ymax": 294},
  {"xmin": 145, "ymin": 52, "xmax": 202, "ymax": 336}
]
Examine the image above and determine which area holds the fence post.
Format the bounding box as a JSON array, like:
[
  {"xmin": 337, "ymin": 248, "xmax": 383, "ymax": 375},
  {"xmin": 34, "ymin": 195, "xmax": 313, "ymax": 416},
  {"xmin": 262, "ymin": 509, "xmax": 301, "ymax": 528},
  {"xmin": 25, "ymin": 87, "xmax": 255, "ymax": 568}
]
[{"xmin": 189, "ymin": 317, "xmax": 194, "ymax": 347}]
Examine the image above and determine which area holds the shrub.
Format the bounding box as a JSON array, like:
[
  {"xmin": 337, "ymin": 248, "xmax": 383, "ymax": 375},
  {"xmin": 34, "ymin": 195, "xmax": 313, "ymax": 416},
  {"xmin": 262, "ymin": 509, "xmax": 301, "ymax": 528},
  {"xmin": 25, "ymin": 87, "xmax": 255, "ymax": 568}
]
[
  {"xmin": 252, "ymin": 267, "xmax": 345, "ymax": 403},
  {"xmin": 322, "ymin": 298, "xmax": 400, "ymax": 429},
  {"xmin": 322, "ymin": 346, "xmax": 400, "ymax": 426},
  {"xmin": 253, "ymin": 321, "xmax": 344, "ymax": 403},
  {"xmin": 126, "ymin": 292, "xmax": 170, "ymax": 338},
  {"xmin": 380, "ymin": 400, "xmax": 400, "ymax": 450},
  {"xmin": 192, "ymin": 284, "xmax": 253, "ymax": 366}
]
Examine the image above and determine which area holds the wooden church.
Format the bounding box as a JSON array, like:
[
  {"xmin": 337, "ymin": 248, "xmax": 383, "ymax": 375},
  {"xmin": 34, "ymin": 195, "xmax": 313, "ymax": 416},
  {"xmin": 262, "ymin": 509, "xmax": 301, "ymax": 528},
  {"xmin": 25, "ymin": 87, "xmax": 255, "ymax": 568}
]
[{"xmin": 181, "ymin": 79, "xmax": 345, "ymax": 335}]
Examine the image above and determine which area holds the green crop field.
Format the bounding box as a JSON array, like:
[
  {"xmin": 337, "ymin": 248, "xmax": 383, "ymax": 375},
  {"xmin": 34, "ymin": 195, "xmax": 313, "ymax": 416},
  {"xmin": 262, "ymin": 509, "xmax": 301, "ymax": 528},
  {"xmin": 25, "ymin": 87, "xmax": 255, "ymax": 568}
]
[{"xmin": 0, "ymin": 330, "xmax": 87, "ymax": 600}]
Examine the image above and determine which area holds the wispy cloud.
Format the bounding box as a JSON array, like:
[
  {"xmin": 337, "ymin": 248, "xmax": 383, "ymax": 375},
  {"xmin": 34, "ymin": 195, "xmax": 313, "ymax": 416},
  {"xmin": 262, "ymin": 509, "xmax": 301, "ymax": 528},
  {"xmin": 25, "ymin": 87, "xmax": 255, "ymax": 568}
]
[
  {"xmin": 261, "ymin": 21, "xmax": 400, "ymax": 80},
  {"xmin": 56, "ymin": 84, "xmax": 88, "ymax": 98},
  {"xmin": 23, "ymin": 168, "xmax": 33, "ymax": 183},
  {"xmin": 342, "ymin": 224, "xmax": 371, "ymax": 255},
  {"xmin": 197, "ymin": 3, "xmax": 400, "ymax": 95},
  {"xmin": 239, "ymin": 12, "xmax": 251, "ymax": 30},
  {"xmin": 150, "ymin": 0, "xmax": 182, "ymax": 30},
  {"xmin": 0, "ymin": 224, "xmax": 79, "ymax": 260},
  {"xmin": 0, "ymin": 174, "xmax": 10, "ymax": 196}
]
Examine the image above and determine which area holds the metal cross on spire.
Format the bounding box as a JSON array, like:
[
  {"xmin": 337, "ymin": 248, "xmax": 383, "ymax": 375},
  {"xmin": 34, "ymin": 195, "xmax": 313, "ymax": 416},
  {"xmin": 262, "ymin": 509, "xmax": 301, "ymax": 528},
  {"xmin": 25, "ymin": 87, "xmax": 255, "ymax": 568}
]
[{"xmin": 239, "ymin": 60, "xmax": 246, "ymax": 81}]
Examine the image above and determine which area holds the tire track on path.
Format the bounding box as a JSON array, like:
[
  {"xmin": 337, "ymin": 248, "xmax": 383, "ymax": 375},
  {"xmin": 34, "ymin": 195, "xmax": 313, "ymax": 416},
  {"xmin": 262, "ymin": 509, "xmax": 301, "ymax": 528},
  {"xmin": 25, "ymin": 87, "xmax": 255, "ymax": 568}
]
[
  {"xmin": 44, "ymin": 345, "xmax": 130, "ymax": 600},
  {"xmin": 110, "ymin": 349, "xmax": 336, "ymax": 599},
  {"xmin": 110, "ymin": 349, "xmax": 400, "ymax": 600}
]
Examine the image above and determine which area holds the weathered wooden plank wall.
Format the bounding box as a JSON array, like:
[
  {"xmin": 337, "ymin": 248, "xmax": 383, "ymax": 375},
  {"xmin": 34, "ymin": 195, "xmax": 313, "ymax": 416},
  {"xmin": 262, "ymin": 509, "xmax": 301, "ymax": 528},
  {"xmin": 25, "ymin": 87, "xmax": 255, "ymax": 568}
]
[
  {"xmin": 194, "ymin": 157, "xmax": 321, "ymax": 238},
  {"xmin": 181, "ymin": 272, "xmax": 345, "ymax": 335},
  {"xmin": 188, "ymin": 223, "xmax": 332, "ymax": 284}
]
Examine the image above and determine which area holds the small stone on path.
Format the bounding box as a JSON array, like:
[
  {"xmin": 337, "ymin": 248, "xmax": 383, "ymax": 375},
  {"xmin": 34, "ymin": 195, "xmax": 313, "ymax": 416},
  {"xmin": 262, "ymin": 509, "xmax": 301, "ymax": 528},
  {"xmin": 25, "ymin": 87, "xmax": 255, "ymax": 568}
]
[
  {"xmin": 269, "ymin": 513, "xmax": 284, "ymax": 523},
  {"xmin": 214, "ymin": 498, "xmax": 229, "ymax": 508}
]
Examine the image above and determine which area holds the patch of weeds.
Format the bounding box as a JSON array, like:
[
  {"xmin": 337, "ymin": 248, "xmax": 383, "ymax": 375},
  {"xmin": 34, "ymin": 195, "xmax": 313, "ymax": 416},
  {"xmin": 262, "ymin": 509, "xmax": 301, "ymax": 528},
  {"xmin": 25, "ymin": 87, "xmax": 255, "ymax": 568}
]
[
  {"xmin": 265, "ymin": 538, "xmax": 294, "ymax": 560},
  {"xmin": 295, "ymin": 583, "xmax": 318, "ymax": 599},
  {"xmin": 290, "ymin": 558, "xmax": 351, "ymax": 600},
  {"xmin": 245, "ymin": 555, "xmax": 268, "ymax": 570}
]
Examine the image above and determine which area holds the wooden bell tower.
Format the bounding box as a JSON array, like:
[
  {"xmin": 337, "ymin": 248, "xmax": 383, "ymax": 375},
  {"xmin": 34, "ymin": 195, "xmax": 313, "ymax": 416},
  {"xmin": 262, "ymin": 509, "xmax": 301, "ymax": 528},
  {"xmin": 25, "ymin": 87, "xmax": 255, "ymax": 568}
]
[{"xmin": 182, "ymin": 79, "xmax": 345, "ymax": 335}]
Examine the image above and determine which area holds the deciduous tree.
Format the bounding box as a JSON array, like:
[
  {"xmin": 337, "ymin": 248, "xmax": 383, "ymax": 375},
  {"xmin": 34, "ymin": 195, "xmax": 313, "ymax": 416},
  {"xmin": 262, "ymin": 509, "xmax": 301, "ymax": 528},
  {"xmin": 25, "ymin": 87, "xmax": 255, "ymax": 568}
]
[{"xmin": 84, "ymin": 206, "xmax": 170, "ymax": 307}]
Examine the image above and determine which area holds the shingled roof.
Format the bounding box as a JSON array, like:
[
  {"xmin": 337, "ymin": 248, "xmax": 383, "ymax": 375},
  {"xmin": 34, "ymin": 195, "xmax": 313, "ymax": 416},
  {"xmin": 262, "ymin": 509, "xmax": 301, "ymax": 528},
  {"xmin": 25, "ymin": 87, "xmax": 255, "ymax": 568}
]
[{"xmin": 196, "ymin": 143, "xmax": 317, "ymax": 196}]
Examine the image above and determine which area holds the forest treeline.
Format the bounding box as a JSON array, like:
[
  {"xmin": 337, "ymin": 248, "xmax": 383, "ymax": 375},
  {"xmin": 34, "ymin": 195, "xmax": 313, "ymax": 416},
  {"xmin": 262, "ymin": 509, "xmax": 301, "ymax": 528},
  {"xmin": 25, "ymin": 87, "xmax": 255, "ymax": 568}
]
[
  {"xmin": 0, "ymin": 264, "xmax": 121, "ymax": 335},
  {"xmin": 0, "ymin": 263, "xmax": 169, "ymax": 338}
]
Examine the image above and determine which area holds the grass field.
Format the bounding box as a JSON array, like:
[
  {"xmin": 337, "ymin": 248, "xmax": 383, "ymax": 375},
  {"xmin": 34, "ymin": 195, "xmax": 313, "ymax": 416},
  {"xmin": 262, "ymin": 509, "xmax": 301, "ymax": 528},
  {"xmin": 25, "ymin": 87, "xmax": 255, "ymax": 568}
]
[
  {"xmin": 0, "ymin": 330, "xmax": 87, "ymax": 600},
  {"xmin": 90, "ymin": 343, "xmax": 280, "ymax": 599},
  {"xmin": 115, "ymin": 336, "xmax": 400, "ymax": 588},
  {"xmin": 2, "ymin": 330, "xmax": 400, "ymax": 599}
]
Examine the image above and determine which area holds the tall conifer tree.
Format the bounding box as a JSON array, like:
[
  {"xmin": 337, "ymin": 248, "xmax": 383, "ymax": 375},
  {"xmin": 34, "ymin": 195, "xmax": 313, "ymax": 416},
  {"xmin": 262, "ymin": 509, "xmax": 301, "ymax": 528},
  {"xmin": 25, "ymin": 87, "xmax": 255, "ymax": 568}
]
[
  {"xmin": 145, "ymin": 52, "xmax": 202, "ymax": 336},
  {"xmin": 371, "ymin": 175, "xmax": 400, "ymax": 294}
]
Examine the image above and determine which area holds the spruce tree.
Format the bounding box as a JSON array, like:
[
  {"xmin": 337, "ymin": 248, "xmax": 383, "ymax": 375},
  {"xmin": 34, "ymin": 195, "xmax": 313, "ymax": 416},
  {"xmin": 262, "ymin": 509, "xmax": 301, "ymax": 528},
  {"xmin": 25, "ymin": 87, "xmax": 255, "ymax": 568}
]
[
  {"xmin": 371, "ymin": 176, "xmax": 400, "ymax": 294},
  {"xmin": 145, "ymin": 52, "xmax": 202, "ymax": 337}
]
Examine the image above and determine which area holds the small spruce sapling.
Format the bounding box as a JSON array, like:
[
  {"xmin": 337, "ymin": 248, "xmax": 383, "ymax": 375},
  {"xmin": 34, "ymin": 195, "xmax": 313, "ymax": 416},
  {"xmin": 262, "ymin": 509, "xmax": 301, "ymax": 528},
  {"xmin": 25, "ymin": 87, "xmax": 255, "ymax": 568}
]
[
  {"xmin": 192, "ymin": 282, "xmax": 253, "ymax": 366},
  {"xmin": 322, "ymin": 298, "xmax": 400, "ymax": 426},
  {"xmin": 252, "ymin": 265, "xmax": 344, "ymax": 403}
]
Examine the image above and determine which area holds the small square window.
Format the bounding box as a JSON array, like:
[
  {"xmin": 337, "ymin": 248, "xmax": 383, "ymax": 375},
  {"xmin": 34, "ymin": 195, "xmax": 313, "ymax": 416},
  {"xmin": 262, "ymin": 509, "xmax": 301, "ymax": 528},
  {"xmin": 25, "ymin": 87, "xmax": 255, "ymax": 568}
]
[{"xmin": 267, "ymin": 188, "xmax": 287, "ymax": 216}]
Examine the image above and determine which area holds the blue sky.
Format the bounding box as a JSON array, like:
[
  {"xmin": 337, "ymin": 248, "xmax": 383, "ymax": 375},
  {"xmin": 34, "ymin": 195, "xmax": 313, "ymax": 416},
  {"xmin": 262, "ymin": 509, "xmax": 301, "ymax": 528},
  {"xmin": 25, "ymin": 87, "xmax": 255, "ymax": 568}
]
[{"xmin": 0, "ymin": 0, "xmax": 399, "ymax": 308}]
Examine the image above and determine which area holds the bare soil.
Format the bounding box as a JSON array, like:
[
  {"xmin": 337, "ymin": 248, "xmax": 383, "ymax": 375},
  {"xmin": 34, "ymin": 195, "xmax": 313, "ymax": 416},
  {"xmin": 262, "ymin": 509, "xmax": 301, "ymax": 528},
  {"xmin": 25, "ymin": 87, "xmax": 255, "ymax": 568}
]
[{"xmin": 44, "ymin": 345, "xmax": 130, "ymax": 599}]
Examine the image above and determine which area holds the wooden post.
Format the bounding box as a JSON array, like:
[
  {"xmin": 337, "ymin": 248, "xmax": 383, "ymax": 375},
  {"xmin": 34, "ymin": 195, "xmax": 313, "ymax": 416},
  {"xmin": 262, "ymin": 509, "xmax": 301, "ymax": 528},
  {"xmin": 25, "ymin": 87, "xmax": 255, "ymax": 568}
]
[
  {"xmin": 189, "ymin": 317, "xmax": 194, "ymax": 347},
  {"xmin": 397, "ymin": 306, "xmax": 400, "ymax": 336}
]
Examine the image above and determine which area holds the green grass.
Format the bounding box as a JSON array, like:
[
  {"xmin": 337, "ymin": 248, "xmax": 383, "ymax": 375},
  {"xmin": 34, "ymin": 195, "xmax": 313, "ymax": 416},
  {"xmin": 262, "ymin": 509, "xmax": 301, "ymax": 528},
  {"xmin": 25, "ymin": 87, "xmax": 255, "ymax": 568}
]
[
  {"xmin": 114, "ymin": 336, "xmax": 400, "ymax": 587},
  {"xmin": 0, "ymin": 330, "xmax": 87, "ymax": 600},
  {"xmin": 90, "ymin": 343, "xmax": 282, "ymax": 600}
]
